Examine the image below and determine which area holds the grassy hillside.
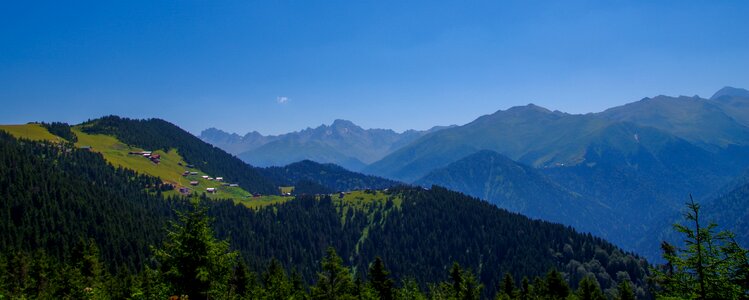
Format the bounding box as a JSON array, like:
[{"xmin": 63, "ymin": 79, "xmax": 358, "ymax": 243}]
[
  {"xmin": 79, "ymin": 116, "xmax": 277, "ymax": 194},
  {"xmin": 0, "ymin": 124, "xmax": 64, "ymax": 142},
  {"xmin": 0, "ymin": 123, "xmax": 291, "ymax": 206},
  {"xmin": 73, "ymin": 127, "xmax": 255, "ymax": 199}
]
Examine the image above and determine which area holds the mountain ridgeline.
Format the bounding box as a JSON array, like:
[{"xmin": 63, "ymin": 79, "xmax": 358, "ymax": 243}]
[
  {"xmin": 201, "ymin": 86, "xmax": 749, "ymax": 261},
  {"xmin": 200, "ymin": 119, "xmax": 453, "ymax": 171},
  {"xmin": 260, "ymin": 160, "xmax": 401, "ymax": 194},
  {"xmin": 78, "ymin": 116, "xmax": 399, "ymax": 195},
  {"xmin": 0, "ymin": 129, "xmax": 650, "ymax": 298},
  {"xmin": 415, "ymin": 150, "xmax": 620, "ymax": 238},
  {"xmin": 80, "ymin": 116, "xmax": 278, "ymax": 195}
]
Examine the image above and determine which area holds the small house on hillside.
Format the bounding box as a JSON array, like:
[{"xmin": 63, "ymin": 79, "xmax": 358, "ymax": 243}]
[
  {"xmin": 189, "ymin": 181, "xmax": 199, "ymax": 186},
  {"xmin": 179, "ymin": 187, "xmax": 190, "ymax": 194},
  {"xmin": 216, "ymin": 177, "xmax": 223, "ymax": 181},
  {"xmin": 206, "ymin": 188, "xmax": 217, "ymax": 194}
]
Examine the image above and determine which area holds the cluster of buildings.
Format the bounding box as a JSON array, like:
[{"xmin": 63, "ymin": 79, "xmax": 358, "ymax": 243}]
[
  {"xmin": 180, "ymin": 168, "xmax": 242, "ymax": 195},
  {"xmin": 128, "ymin": 151, "xmax": 160, "ymax": 164}
]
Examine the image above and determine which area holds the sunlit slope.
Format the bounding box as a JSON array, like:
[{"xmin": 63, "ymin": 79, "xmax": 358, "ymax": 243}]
[
  {"xmin": 0, "ymin": 123, "xmax": 260, "ymax": 201},
  {"xmin": 0, "ymin": 124, "xmax": 64, "ymax": 142}
]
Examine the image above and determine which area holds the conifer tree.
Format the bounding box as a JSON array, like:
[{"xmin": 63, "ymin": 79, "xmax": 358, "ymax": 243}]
[
  {"xmin": 368, "ymin": 256, "xmax": 394, "ymax": 300},
  {"xmin": 616, "ymin": 280, "xmax": 635, "ymax": 300},
  {"xmin": 654, "ymin": 196, "xmax": 749, "ymax": 299},
  {"xmin": 501, "ymin": 272, "xmax": 515, "ymax": 298},
  {"xmin": 576, "ymin": 275, "xmax": 604, "ymax": 300},
  {"xmin": 311, "ymin": 247, "xmax": 355, "ymax": 300},
  {"xmin": 153, "ymin": 200, "xmax": 238, "ymax": 299},
  {"xmin": 544, "ymin": 269, "xmax": 569, "ymax": 300}
]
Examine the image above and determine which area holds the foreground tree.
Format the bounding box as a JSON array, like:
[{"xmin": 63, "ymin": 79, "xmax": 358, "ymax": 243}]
[
  {"xmin": 311, "ymin": 247, "xmax": 355, "ymax": 300},
  {"xmin": 153, "ymin": 200, "xmax": 238, "ymax": 299},
  {"xmin": 576, "ymin": 275, "xmax": 605, "ymax": 300},
  {"xmin": 369, "ymin": 256, "xmax": 394, "ymax": 300},
  {"xmin": 653, "ymin": 196, "xmax": 749, "ymax": 299}
]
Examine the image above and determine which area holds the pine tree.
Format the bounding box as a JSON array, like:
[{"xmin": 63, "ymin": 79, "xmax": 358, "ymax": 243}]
[
  {"xmin": 229, "ymin": 260, "xmax": 251, "ymax": 297},
  {"xmin": 518, "ymin": 276, "xmax": 531, "ymax": 300},
  {"xmin": 153, "ymin": 200, "xmax": 238, "ymax": 299},
  {"xmin": 262, "ymin": 258, "xmax": 293, "ymax": 299},
  {"xmin": 368, "ymin": 256, "xmax": 394, "ymax": 300},
  {"xmin": 311, "ymin": 247, "xmax": 355, "ymax": 300},
  {"xmin": 450, "ymin": 262, "xmax": 463, "ymax": 298},
  {"xmin": 654, "ymin": 196, "xmax": 749, "ymax": 299},
  {"xmin": 544, "ymin": 269, "xmax": 569, "ymax": 300},
  {"xmin": 576, "ymin": 275, "xmax": 604, "ymax": 300},
  {"xmin": 616, "ymin": 280, "xmax": 636, "ymax": 300},
  {"xmin": 502, "ymin": 273, "xmax": 515, "ymax": 297}
]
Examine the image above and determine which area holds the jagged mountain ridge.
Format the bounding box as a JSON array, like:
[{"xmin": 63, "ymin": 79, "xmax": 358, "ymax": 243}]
[{"xmin": 200, "ymin": 120, "xmax": 452, "ymax": 171}]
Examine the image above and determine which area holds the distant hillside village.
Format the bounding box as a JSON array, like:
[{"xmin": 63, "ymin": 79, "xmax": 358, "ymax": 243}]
[{"xmin": 127, "ymin": 150, "xmax": 245, "ymax": 196}]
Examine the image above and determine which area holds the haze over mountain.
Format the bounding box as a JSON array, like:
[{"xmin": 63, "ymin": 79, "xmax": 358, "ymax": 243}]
[
  {"xmin": 377, "ymin": 88, "xmax": 747, "ymax": 255},
  {"xmin": 196, "ymin": 87, "xmax": 749, "ymax": 260},
  {"xmin": 146, "ymin": 87, "xmax": 749, "ymax": 261},
  {"xmin": 415, "ymin": 150, "xmax": 619, "ymax": 237},
  {"xmin": 201, "ymin": 119, "xmax": 452, "ymax": 171}
]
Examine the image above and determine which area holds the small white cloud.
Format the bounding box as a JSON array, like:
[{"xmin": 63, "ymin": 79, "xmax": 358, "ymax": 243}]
[{"xmin": 276, "ymin": 96, "xmax": 289, "ymax": 104}]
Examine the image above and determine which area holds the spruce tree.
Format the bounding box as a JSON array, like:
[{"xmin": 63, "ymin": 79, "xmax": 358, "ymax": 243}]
[
  {"xmin": 576, "ymin": 275, "xmax": 604, "ymax": 300},
  {"xmin": 153, "ymin": 200, "xmax": 238, "ymax": 299},
  {"xmin": 544, "ymin": 269, "xmax": 570, "ymax": 299},
  {"xmin": 368, "ymin": 256, "xmax": 394, "ymax": 300},
  {"xmin": 311, "ymin": 247, "xmax": 355, "ymax": 300}
]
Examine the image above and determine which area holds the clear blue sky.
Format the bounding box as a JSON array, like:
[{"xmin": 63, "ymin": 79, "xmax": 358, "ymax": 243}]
[{"xmin": 1, "ymin": 1, "xmax": 748, "ymax": 135}]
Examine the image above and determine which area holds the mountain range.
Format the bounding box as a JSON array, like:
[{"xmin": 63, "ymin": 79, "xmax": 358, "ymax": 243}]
[
  {"xmin": 202, "ymin": 86, "xmax": 749, "ymax": 260},
  {"xmin": 200, "ymin": 120, "xmax": 453, "ymax": 171}
]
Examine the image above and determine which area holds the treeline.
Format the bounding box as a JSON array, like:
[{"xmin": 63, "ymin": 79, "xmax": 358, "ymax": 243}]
[
  {"xmin": 80, "ymin": 116, "xmax": 277, "ymax": 194},
  {"xmin": 39, "ymin": 121, "xmax": 78, "ymax": 142},
  {"xmin": 0, "ymin": 202, "xmax": 641, "ymax": 300},
  {"xmin": 261, "ymin": 160, "xmax": 401, "ymax": 193}
]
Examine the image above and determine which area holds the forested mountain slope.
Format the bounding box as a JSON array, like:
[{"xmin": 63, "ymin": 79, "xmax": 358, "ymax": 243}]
[
  {"xmin": 260, "ymin": 160, "xmax": 401, "ymax": 194},
  {"xmin": 80, "ymin": 116, "xmax": 278, "ymax": 194},
  {"xmin": 416, "ymin": 150, "xmax": 619, "ymax": 238},
  {"xmin": 0, "ymin": 130, "xmax": 650, "ymax": 298}
]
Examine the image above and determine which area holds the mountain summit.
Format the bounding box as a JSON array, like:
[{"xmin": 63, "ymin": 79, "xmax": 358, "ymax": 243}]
[
  {"xmin": 711, "ymin": 86, "xmax": 749, "ymax": 100},
  {"xmin": 201, "ymin": 120, "xmax": 448, "ymax": 171}
]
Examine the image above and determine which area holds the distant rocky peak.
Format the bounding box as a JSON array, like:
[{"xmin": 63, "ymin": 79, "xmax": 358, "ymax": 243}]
[
  {"xmin": 200, "ymin": 127, "xmax": 241, "ymax": 141},
  {"xmin": 331, "ymin": 119, "xmax": 357, "ymax": 128},
  {"xmin": 711, "ymin": 86, "xmax": 749, "ymax": 100},
  {"xmin": 504, "ymin": 103, "xmax": 554, "ymax": 114}
]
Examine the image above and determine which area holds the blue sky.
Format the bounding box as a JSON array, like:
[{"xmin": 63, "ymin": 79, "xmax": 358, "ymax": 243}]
[{"xmin": 1, "ymin": 1, "xmax": 748, "ymax": 135}]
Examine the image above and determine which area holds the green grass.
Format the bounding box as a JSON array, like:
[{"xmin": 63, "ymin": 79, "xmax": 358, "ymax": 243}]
[
  {"xmin": 333, "ymin": 190, "xmax": 402, "ymax": 255},
  {"xmin": 0, "ymin": 124, "xmax": 64, "ymax": 142},
  {"xmin": 336, "ymin": 190, "xmax": 402, "ymax": 212},
  {"xmin": 71, "ymin": 127, "xmax": 253, "ymax": 200},
  {"xmin": 237, "ymin": 195, "xmax": 295, "ymax": 209}
]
